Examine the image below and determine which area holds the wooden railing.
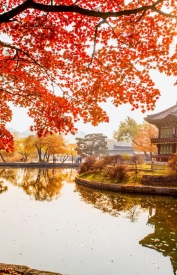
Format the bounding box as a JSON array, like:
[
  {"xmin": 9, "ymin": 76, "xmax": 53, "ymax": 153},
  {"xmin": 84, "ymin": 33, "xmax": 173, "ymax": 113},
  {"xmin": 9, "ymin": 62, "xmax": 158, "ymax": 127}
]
[
  {"xmin": 151, "ymin": 137, "xmax": 177, "ymax": 143},
  {"xmin": 152, "ymin": 154, "xmax": 171, "ymax": 159}
]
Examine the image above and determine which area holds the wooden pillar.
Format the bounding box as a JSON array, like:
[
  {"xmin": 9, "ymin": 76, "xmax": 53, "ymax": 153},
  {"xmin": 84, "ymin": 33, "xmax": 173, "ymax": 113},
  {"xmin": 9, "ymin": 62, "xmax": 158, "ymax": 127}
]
[
  {"xmin": 157, "ymin": 144, "xmax": 160, "ymax": 154},
  {"xmin": 172, "ymin": 143, "xmax": 176, "ymax": 154},
  {"xmin": 158, "ymin": 126, "xmax": 161, "ymax": 138}
]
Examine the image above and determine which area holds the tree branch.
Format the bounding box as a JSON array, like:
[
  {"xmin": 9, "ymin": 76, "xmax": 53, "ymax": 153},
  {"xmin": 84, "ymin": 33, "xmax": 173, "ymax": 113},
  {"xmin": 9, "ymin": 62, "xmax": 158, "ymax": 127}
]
[
  {"xmin": 0, "ymin": 0, "xmax": 176, "ymax": 24},
  {"xmin": 88, "ymin": 20, "xmax": 105, "ymax": 68},
  {"xmin": 0, "ymin": 40, "xmax": 66, "ymax": 94},
  {"xmin": 152, "ymin": 6, "xmax": 177, "ymax": 18}
]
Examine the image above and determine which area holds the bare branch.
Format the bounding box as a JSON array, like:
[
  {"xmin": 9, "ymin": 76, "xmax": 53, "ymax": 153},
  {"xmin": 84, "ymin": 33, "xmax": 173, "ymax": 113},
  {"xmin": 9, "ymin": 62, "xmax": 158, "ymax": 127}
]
[{"xmin": 88, "ymin": 20, "xmax": 105, "ymax": 68}]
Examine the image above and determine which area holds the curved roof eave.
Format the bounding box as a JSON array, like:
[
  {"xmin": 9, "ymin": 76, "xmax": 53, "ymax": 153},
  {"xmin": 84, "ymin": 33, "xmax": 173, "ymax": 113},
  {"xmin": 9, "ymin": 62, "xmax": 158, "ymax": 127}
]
[{"xmin": 144, "ymin": 104, "xmax": 177, "ymax": 125}]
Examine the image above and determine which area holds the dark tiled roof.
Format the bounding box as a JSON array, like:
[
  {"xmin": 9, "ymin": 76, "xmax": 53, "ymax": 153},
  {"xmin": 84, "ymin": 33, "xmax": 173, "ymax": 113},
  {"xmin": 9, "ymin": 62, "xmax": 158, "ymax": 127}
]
[
  {"xmin": 144, "ymin": 104, "xmax": 177, "ymax": 125},
  {"xmin": 113, "ymin": 145, "xmax": 133, "ymax": 150},
  {"xmin": 109, "ymin": 146, "xmax": 134, "ymax": 156}
]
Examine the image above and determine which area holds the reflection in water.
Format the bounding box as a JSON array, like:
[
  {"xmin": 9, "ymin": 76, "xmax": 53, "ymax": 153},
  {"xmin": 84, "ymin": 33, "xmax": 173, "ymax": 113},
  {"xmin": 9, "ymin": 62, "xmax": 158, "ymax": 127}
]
[
  {"xmin": 76, "ymin": 184, "xmax": 177, "ymax": 274},
  {"xmin": 139, "ymin": 201, "xmax": 177, "ymax": 275},
  {"xmin": 0, "ymin": 169, "xmax": 8, "ymax": 194},
  {"xmin": 0, "ymin": 168, "xmax": 77, "ymax": 201},
  {"xmin": 0, "ymin": 168, "xmax": 177, "ymax": 275},
  {"xmin": 75, "ymin": 184, "xmax": 143, "ymax": 218}
]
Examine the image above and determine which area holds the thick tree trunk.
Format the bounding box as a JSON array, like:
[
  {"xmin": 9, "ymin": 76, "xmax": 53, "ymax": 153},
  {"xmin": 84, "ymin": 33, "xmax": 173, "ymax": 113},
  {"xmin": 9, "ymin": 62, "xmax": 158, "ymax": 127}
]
[
  {"xmin": 46, "ymin": 154, "xmax": 50, "ymax": 162},
  {"xmin": 36, "ymin": 146, "xmax": 43, "ymax": 162},
  {"xmin": 24, "ymin": 154, "xmax": 28, "ymax": 162}
]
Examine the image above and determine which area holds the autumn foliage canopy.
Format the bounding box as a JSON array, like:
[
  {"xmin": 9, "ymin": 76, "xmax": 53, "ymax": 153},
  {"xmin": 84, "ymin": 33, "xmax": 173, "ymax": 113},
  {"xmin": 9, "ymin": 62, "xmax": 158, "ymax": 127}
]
[{"xmin": 0, "ymin": 0, "xmax": 177, "ymax": 150}]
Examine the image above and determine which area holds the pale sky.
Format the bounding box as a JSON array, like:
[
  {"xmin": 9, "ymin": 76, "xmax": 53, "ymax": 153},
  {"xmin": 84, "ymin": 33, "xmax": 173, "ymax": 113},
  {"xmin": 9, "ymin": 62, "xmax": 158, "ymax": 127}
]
[{"xmin": 7, "ymin": 70, "xmax": 177, "ymax": 139}]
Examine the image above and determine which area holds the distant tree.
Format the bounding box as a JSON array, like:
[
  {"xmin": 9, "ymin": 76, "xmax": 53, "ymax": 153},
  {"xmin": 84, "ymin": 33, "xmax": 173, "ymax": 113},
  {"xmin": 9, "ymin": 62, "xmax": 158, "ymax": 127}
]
[
  {"xmin": 58, "ymin": 150, "xmax": 70, "ymax": 163},
  {"xmin": 67, "ymin": 144, "xmax": 77, "ymax": 163},
  {"xmin": 33, "ymin": 136, "xmax": 46, "ymax": 162},
  {"xmin": 113, "ymin": 117, "xmax": 157, "ymax": 160},
  {"xmin": 15, "ymin": 135, "xmax": 36, "ymax": 162},
  {"xmin": 113, "ymin": 117, "xmax": 139, "ymax": 143},
  {"xmin": 76, "ymin": 133, "xmax": 108, "ymax": 158},
  {"xmin": 32, "ymin": 134, "xmax": 67, "ymax": 162},
  {"xmin": 42, "ymin": 134, "xmax": 67, "ymax": 162},
  {"xmin": 132, "ymin": 123, "xmax": 158, "ymax": 159}
]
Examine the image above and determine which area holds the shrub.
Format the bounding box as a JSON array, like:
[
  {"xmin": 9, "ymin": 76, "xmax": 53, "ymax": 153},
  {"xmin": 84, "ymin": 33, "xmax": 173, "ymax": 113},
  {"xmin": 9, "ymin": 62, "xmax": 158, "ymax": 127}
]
[
  {"xmin": 78, "ymin": 155, "xmax": 129, "ymax": 183},
  {"xmin": 108, "ymin": 164, "xmax": 129, "ymax": 182},
  {"xmin": 168, "ymin": 153, "xmax": 177, "ymax": 175},
  {"xmin": 78, "ymin": 156, "xmax": 96, "ymax": 174},
  {"xmin": 98, "ymin": 155, "xmax": 122, "ymax": 166},
  {"xmin": 122, "ymin": 154, "xmax": 131, "ymax": 163}
]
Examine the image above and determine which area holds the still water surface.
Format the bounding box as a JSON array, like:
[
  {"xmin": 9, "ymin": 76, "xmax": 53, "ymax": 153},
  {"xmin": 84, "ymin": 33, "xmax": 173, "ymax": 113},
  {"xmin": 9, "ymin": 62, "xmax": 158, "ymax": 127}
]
[{"xmin": 0, "ymin": 168, "xmax": 177, "ymax": 275}]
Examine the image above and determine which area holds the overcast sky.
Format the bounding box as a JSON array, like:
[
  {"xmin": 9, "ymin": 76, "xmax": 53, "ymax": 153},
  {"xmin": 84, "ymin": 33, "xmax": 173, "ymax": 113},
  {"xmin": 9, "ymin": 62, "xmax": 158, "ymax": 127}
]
[{"xmin": 7, "ymin": 70, "xmax": 177, "ymax": 139}]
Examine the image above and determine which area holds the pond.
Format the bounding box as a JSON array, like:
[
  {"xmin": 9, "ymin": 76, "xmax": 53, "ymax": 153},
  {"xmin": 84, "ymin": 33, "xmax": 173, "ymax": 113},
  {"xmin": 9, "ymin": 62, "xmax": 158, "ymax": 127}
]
[{"xmin": 0, "ymin": 168, "xmax": 177, "ymax": 275}]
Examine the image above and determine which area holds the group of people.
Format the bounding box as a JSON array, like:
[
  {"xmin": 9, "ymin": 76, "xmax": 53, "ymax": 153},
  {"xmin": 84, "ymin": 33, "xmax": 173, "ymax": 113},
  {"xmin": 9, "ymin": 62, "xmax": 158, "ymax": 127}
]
[
  {"xmin": 52, "ymin": 156, "xmax": 82, "ymax": 163},
  {"xmin": 76, "ymin": 157, "xmax": 82, "ymax": 163}
]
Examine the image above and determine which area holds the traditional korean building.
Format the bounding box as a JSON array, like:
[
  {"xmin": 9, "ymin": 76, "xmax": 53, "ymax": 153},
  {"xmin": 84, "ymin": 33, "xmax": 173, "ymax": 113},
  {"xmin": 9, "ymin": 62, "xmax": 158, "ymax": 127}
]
[
  {"xmin": 109, "ymin": 145, "xmax": 134, "ymax": 156},
  {"xmin": 144, "ymin": 104, "xmax": 177, "ymax": 162}
]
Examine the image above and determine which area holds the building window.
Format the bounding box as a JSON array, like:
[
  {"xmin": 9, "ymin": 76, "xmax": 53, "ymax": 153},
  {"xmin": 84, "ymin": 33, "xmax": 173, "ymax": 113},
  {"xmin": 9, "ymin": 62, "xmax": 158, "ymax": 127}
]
[
  {"xmin": 160, "ymin": 144, "xmax": 172, "ymax": 154},
  {"xmin": 160, "ymin": 127, "xmax": 173, "ymax": 138}
]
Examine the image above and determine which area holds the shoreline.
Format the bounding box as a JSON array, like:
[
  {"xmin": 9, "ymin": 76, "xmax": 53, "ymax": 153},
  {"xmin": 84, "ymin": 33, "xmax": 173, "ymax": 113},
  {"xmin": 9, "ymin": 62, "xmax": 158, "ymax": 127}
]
[
  {"xmin": 0, "ymin": 263, "xmax": 67, "ymax": 275},
  {"xmin": 75, "ymin": 177, "xmax": 177, "ymax": 197},
  {"xmin": 0, "ymin": 162, "xmax": 79, "ymax": 168}
]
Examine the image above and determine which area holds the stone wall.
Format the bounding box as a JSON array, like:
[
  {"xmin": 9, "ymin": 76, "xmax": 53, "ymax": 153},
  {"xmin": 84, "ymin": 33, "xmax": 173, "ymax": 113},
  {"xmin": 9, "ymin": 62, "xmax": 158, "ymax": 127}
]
[
  {"xmin": 141, "ymin": 175, "xmax": 177, "ymax": 186},
  {"xmin": 75, "ymin": 177, "xmax": 177, "ymax": 196}
]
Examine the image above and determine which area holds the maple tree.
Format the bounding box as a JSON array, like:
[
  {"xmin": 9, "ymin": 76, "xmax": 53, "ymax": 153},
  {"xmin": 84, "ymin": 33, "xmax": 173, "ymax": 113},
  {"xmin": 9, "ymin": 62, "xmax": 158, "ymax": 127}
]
[{"xmin": 1, "ymin": 0, "xmax": 177, "ymax": 150}]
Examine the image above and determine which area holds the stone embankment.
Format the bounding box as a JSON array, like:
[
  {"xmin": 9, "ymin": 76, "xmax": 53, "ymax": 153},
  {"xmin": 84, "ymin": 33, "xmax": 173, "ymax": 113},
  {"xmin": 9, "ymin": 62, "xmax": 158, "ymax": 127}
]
[
  {"xmin": 75, "ymin": 177, "xmax": 177, "ymax": 196},
  {"xmin": 0, "ymin": 263, "xmax": 68, "ymax": 275},
  {"xmin": 0, "ymin": 162, "xmax": 79, "ymax": 168},
  {"xmin": 141, "ymin": 175, "xmax": 177, "ymax": 186}
]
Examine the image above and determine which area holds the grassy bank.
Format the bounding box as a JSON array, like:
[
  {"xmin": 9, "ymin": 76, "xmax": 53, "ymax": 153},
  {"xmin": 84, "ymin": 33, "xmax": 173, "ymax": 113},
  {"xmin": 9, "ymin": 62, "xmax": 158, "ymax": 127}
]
[{"xmin": 78, "ymin": 164, "xmax": 172, "ymax": 185}]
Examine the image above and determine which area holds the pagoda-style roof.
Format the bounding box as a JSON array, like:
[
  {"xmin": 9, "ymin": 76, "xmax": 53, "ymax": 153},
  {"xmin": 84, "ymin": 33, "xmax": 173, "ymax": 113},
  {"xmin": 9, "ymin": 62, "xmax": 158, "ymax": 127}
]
[{"xmin": 144, "ymin": 104, "xmax": 177, "ymax": 126}]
